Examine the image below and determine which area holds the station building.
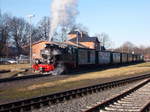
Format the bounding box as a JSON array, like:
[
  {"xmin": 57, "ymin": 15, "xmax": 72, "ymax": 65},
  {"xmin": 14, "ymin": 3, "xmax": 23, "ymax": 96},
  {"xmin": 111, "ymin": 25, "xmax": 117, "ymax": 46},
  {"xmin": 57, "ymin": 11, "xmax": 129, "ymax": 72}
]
[{"xmin": 31, "ymin": 31, "xmax": 101, "ymax": 59}]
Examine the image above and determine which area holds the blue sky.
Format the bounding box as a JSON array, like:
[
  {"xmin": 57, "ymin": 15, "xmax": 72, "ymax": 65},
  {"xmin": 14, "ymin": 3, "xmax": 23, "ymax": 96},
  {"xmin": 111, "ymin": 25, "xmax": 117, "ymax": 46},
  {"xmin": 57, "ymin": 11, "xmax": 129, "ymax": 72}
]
[{"xmin": 1, "ymin": 0, "xmax": 150, "ymax": 48}]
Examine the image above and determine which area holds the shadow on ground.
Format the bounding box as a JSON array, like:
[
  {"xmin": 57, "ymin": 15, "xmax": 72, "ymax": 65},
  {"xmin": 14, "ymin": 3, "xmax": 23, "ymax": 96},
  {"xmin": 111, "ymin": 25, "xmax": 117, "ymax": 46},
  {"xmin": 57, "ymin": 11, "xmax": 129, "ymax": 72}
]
[{"xmin": 66, "ymin": 62, "xmax": 145, "ymax": 76}]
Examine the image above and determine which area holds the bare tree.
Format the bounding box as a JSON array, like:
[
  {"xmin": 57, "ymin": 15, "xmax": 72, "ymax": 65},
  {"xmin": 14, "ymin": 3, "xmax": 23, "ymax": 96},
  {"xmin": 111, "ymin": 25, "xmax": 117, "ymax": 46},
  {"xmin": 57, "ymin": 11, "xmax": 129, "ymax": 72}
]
[
  {"xmin": 9, "ymin": 17, "xmax": 30, "ymax": 55},
  {"xmin": 0, "ymin": 13, "xmax": 12, "ymax": 56},
  {"xmin": 115, "ymin": 42, "xmax": 147, "ymax": 54},
  {"xmin": 59, "ymin": 26, "xmax": 69, "ymax": 42},
  {"xmin": 144, "ymin": 47, "xmax": 150, "ymax": 61},
  {"xmin": 114, "ymin": 41, "xmax": 150, "ymax": 61},
  {"xmin": 51, "ymin": 26, "xmax": 69, "ymax": 42},
  {"xmin": 37, "ymin": 16, "xmax": 50, "ymax": 40},
  {"xmin": 95, "ymin": 32, "xmax": 112, "ymax": 49},
  {"xmin": 121, "ymin": 41, "xmax": 135, "ymax": 53},
  {"xmin": 31, "ymin": 28, "xmax": 42, "ymax": 42}
]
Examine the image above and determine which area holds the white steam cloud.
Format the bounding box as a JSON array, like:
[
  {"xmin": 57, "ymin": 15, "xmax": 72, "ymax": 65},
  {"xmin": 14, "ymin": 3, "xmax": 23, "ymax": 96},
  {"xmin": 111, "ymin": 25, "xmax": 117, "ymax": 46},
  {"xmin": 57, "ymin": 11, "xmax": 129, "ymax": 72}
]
[{"xmin": 49, "ymin": 0, "xmax": 78, "ymax": 41}]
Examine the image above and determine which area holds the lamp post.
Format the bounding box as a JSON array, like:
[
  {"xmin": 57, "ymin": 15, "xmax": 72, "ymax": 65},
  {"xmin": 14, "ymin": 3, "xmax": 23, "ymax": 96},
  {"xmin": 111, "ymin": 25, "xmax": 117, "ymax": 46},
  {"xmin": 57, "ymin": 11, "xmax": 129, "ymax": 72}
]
[{"xmin": 27, "ymin": 14, "xmax": 35, "ymax": 66}]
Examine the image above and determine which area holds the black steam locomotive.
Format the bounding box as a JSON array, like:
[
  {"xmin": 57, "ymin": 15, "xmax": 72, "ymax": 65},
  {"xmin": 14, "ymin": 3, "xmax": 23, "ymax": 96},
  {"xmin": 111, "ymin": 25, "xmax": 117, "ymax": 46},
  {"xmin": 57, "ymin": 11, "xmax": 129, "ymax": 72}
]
[{"xmin": 32, "ymin": 43, "xmax": 144, "ymax": 75}]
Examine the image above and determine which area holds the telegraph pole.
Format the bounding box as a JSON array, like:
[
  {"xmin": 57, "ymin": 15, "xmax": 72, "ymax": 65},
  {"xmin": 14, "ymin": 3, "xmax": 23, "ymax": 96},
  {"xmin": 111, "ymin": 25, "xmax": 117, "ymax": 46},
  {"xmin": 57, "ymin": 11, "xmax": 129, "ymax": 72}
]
[{"xmin": 27, "ymin": 14, "xmax": 35, "ymax": 66}]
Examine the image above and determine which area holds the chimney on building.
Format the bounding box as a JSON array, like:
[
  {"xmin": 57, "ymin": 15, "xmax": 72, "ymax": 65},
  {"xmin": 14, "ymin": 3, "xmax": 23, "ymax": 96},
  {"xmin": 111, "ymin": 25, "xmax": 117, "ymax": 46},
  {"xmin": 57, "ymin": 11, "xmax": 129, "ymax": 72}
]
[{"xmin": 67, "ymin": 30, "xmax": 84, "ymax": 40}]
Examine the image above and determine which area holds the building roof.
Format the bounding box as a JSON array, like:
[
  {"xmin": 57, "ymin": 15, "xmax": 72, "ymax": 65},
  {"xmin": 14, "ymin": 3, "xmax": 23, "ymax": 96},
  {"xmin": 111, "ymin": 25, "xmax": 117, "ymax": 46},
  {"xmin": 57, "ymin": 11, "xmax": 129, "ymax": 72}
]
[
  {"xmin": 68, "ymin": 30, "xmax": 89, "ymax": 37},
  {"xmin": 23, "ymin": 40, "xmax": 51, "ymax": 48},
  {"xmin": 69, "ymin": 36, "xmax": 100, "ymax": 43},
  {"xmin": 23, "ymin": 39, "xmax": 88, "ymax": 49},
  {"xmin": 52, "ymin": 41, "xmax": 87, "ymax": 48},
  {"xmin": 68, "ymin": 31, "xmax": 79, "ymax": 35},
  {"xmin": 32, "ymin": 40, "xmax": 51, "ymax": 46},
  {"xmin": 65, "ymin": 41, "xmax": 87, "ymax": 48}
]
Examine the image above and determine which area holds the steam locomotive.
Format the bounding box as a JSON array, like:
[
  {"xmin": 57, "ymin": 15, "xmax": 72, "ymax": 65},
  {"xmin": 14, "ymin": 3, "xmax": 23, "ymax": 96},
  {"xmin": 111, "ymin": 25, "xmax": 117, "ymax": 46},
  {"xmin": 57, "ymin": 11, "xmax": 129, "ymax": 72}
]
[{"xmin": 32, "ymin": 43, "xmax": 144, "ymax": 75}]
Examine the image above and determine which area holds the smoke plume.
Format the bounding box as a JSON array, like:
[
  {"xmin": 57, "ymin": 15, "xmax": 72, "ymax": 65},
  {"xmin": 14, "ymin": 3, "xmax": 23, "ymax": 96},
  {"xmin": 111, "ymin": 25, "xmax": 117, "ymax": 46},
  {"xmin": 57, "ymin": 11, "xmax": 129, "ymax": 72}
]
[{"xmin": 49, "ymin": 0, "xmax": 78, "ymax": 41}]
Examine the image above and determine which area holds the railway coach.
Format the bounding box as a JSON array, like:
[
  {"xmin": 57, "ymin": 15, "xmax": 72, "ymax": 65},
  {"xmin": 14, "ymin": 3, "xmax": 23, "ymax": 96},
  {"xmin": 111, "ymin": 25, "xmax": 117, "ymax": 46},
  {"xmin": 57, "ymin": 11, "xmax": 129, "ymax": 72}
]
[{"xmin": 97, "ymin": 51, "xmax": 111, "ymax": 65}]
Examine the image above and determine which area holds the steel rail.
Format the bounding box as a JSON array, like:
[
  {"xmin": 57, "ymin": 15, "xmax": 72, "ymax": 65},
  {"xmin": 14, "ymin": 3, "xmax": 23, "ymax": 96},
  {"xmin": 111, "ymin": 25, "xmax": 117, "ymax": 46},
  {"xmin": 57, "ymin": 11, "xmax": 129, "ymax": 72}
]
[
  {"xmin": 140, "ymin": 101, "xmax": 150, "ymax": 112},
  {"xmin": 0, "ymin": 74, "xmax": 150, "ymax": 112},
  {"xmin": 83, "ymin": 78, "xmax": 150, "ymax": 112}
]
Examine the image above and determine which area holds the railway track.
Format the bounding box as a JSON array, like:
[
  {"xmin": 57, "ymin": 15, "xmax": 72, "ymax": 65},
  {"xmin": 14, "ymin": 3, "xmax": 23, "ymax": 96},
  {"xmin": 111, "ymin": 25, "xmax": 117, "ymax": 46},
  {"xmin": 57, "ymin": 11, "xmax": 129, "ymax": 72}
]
[
  {"xmin": 84, "ymin": 78, "xmax": 150, "ymax": 112},
  {"xmin": 0, "ymin": 74, "xmax": 150, "ymax": 112}
]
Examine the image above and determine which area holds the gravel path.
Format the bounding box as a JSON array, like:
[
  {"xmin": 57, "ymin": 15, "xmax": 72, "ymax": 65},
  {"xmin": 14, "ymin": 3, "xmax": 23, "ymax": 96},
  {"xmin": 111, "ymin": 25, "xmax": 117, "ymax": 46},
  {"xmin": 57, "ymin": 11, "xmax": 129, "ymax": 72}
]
[{"xmin": 32, "ymin": 80, "xmax": 144, "ymax": 112}]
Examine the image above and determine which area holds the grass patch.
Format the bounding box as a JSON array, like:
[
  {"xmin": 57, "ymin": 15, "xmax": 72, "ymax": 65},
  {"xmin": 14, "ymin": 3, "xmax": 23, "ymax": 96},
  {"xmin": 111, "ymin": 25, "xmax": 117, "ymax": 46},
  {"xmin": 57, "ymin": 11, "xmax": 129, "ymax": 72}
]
[
  {"xmin": 134, "ymin": 62, "xmax": 150, "ymax": 67},
  {"xmin": 0, "ymin": 64, "xmax": 30, "ymax": 78},
  {"xmin": 20, "ymin": 62, "xmax": 150, "ymax": 91},
  {"xmin": 0, "ymin": 79, "xmax": 95, "ymax": 102},
  {"xmin": 0, "ymin": 62, "xmax": 150, "ymax": 103},
  {"xmin": 0, "ymin": 64, "xmax": 30, "ymax": 71},
  {"xmin": 0, "ymin": 71, "xmax": 20, "ymax": 79}
]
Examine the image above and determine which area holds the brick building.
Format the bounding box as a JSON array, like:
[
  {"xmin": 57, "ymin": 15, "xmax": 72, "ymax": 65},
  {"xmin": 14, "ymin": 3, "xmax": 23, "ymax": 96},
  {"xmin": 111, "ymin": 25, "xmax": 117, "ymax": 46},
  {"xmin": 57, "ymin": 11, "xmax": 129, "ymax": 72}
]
[
  {"xmin": 31, "ymin": 31, "xmax": 100, "ymax": 59},
  {"xmin": 32, "ymin": 41, "xmax": 51, "ymax": 59},
  {"xmin": 67, "ymin": 31, "xmax": 100, "ymax": 50}
]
